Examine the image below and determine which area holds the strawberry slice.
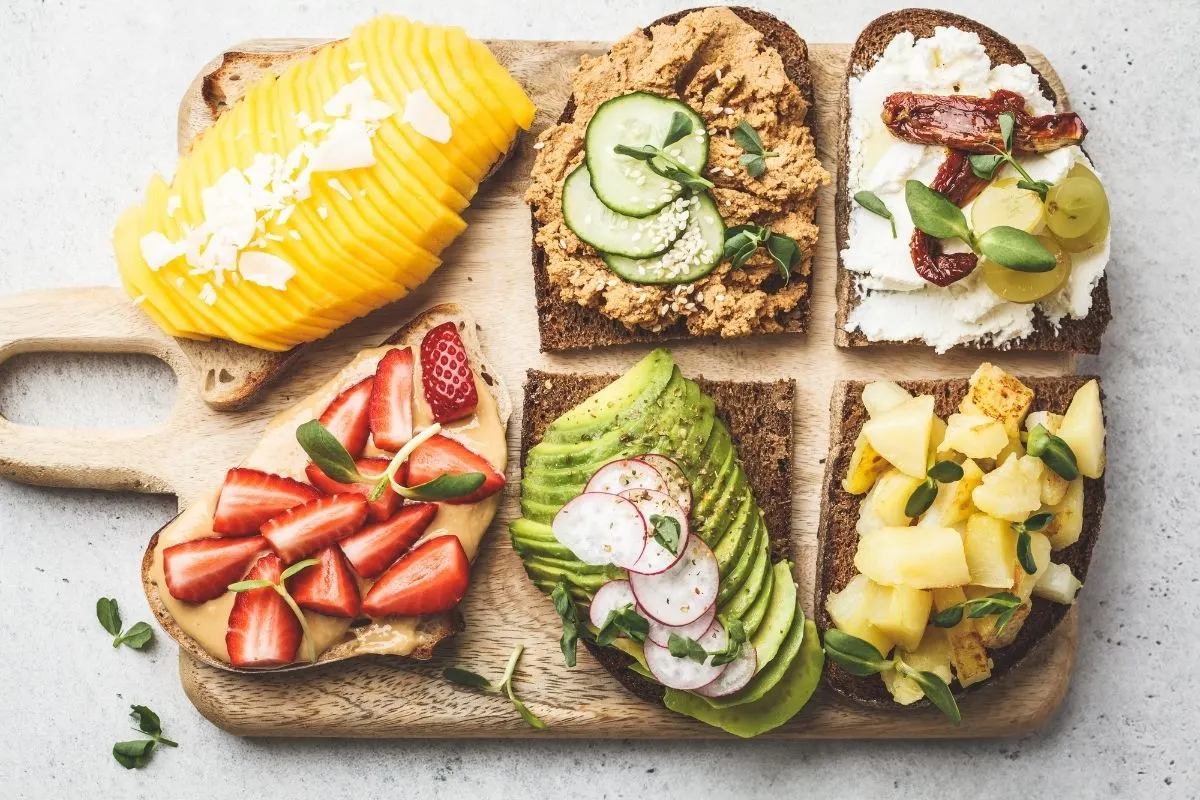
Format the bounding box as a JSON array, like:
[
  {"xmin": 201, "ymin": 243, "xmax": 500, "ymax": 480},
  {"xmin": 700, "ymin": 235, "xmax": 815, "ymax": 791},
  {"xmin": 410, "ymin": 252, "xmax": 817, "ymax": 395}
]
[
  {"xmin": 212, "ymin": 468, "xmax": 319, "ymax": 536},
  {"xmin": 420, "ymin": 322, "xmax": 479, "ymax": 423},
  {"xmin": 369, "ymin": 347, "xmax": 415, "ymax": 452},
  {"xmin": 361, "ymin": 535, "xmax": 471, "ymax": 617},
  {"xmin": 406, "ymin": 435, "xmax": 505, "ymax": 505},
  {"xmin": 339, "ymin": 502, "xmax": 437, "ymax": 579},
  {"xmin": 304, "ymin": 457, "xmax": 403, "ymax": 522},
  {"xmin": 226, "ymin": 554, "xmax": 301, "ymax": 668},
  {"xmin": 163, "ymin": 535, "xmax": 268, "ymax": 603},
  {"xmin": 319, "ymin": 376, "xmax": 374, "ymax": 458},
  {"xmin": 288, "ymin": 546, "xmax": 361, "ymax": 618},
  {"xmin": 261, "ymin": 494, "xmax": 368, "ymax": 564}
]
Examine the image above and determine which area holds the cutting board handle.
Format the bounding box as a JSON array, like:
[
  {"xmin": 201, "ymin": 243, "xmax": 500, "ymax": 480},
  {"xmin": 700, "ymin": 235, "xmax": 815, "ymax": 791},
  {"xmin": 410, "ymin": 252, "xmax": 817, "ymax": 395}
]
[{"xmin": 0, "ymin": 287, "xmax": 194, "ymax": 493}]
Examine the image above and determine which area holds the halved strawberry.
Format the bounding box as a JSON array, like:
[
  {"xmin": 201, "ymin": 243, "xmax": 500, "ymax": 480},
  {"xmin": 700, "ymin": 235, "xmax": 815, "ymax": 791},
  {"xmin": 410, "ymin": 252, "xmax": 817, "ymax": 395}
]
[
  {"xmin": 320, "ymin": 376, "xmax": 373, "ymax": 458},
  {"xmin": 420, "ymin": 322, "xmax": 479, "ymax": 423},
  {"xmin": 212, "ymin": 468, "xmax": 319, "ymax": 536},
  {"xmin": 288, "ymin": 546, "xmax": 360, "ymax": 618},
  {"xmin": 304, "ymin": 458, "xmax": 403, "ymax": 522},
  {"xmin": 361, "ymin": 535, "xmax": 470, "ymax": 618},
  {"xmin": 261, "ymin": 494, "xmax": 368, "ymax": 564},
  {"xmin": 406, "ymin": 435, "xmax": 505, "ymax": 504},
  {"xmin": 339, "ymin": 502, "xmax": 437, "ymax": 579},
  {"xmin": 162, "ymin": 535, "xmax": 267, "ymax": 603},
  {"xmin": 370, "ymin": 347, "xmax": 415, "ymax": 452},
  {"xmin": 226, "ymin": 554, "xmax": 301, "ymax": 669}
]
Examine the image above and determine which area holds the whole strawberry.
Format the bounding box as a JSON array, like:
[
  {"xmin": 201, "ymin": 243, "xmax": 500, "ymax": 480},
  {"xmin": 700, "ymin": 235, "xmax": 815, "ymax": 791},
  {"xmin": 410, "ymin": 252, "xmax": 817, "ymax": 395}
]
[{"xmin": 420, "ymin": 322, "xmax": 479, "ymax": 423}]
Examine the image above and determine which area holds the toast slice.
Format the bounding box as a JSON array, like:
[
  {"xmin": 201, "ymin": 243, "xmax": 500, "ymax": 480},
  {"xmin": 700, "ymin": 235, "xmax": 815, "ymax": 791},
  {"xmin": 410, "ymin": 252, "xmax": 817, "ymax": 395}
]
[
  {"xmin": 142, "ymin": 303, "xmax": 511, "ymax": 672},
  {"xmin": 816, "ymin": 375, "xmax": 1106, "ymax": 706},
  {"xmin": 175, "ymin": 39, "xmax": 522, "ymax": 410},
  {"xmin": 519, "ymin": 369, "xmax": 795, "ymax": 703},
  {"xmin": 529, "ymin": 6, "xmax": 821, "ymax": 352},
  {"xmin": 833, "ymin": 9, "xmax": 1112, "ymax": 353}
]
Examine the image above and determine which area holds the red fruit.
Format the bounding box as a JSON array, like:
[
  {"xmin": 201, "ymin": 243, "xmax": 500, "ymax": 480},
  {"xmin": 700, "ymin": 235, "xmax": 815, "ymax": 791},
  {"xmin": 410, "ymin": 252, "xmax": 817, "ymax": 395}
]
[
  {"xmin": 370, "ymin": 347, "xmax": 415, "ymax": 452},
  {"xmin": 339, "ymin": 502, "xmax": 438, "ymax": 579},
  {"xmin": 288, "ymin": 546, "xmax": 361, "ymax": 618},
  {"xmin": 320, "ymin": 377, "xmax": 374, "ymax": 458},
  {"xmin": 406, "ymin": 435, "xmax": 505, "ymax": 504},
  {"xmin": 361, "ymin": 535, "xmax": 470, "ymax": 618},
  {"xmin": 212, "ymin": 468, "xmax": 319, "ymax": 536},
  {"xmin": 226, "ymin": 554, "xmax": 301, "ymax": 669},
  {"xmin": 261, "ymin": 494, "xmax": 369, "ymax": 564},
  {"xmin": 163, "ymin": 535, "xmax": 267, "ymax": 603},
  {"xmin": 419, "ymin": 322, "xmax": 479, "ymax": 423},
  {"xmin": 304, "ymin": 458, "xmax": 403, "ymax": 522}
]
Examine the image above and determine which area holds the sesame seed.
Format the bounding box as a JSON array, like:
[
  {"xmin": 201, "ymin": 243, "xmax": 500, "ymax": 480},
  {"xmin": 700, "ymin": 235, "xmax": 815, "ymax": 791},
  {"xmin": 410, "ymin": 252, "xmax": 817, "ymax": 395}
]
[{"xmin": 533, "ymin": 141, "xmax": 544, "ymax": 150}]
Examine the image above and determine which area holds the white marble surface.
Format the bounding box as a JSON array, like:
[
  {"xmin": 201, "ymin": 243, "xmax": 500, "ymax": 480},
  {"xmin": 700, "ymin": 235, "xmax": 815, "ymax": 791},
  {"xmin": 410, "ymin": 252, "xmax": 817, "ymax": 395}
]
[{"xmin": 0, "ymin": 0, "xmax": 1196, "ymax": 797}]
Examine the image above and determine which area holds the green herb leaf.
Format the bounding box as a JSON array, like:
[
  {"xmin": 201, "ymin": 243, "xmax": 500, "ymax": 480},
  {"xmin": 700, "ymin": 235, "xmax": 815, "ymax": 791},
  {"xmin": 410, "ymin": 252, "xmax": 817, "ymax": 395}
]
[
  {"xmin": 822, "ymin": 629, "xmax": 891, "ymax": 676},
  {"xmin": 663, "ymin": 111, "xmax": 693, "ymax": 147},
  {"xmin": 443, "ymin": 667, "xmax": 494, "ymax": 690},
  {"xmin": 613, "ymin": 143, "xmax": 659, "ymax": 161},
  {"xmin": 129, "ymin": 705, "xmax": 161, "ymax": 737},
  {"xmin": 550, "ymin": 581, "xmax": 582, "ymax": 668},
  {"xmin": 932, "ymin": 592, "xmax": 1023, "ymax": 633},
  {"xmin": 927, "ymin": 460, "xmax": 965, "ymax": 483},
  {"xmin": 931, "ymin": 604, "xmax": 965, "ymax": 628},
  {"xmin": 993, "ymin": 605, "xmax": 1021, "ymax": 638},
  {"xmin": 709, "ymin": 617, "xmax": 747, "ymax": 667},
  {"xmin": 904, "ymin": 478, "xmax": 938, "ymax": 518},
  {"xmin": 296, "ymin": 419, "xmax": 364, "ymax": 484},
  {"xmin": 905, "ymin": 180, "xmax": 973, "ymax": 245},
  {"xmin": 279, "ymin": 558, "xmax": 321, "ymax": 582},
  {"xmin": 1016, "ymin": 530, "xmax": 1038, "ymax": 575},
  {"xmin": 500, "ymin": 644, "xmax": 549, "ymax": 730},
  {"xmin": 764, "ymin": 232, "xmax": 802, "ymax": 282},
  {"xmin": 722, "ymin": 224, "xmax": 768, "ymax": 269},
  {"xmin": 969, "ymin": 153, "xmax": 1004, "ymax": 180},
  {"xmin": 227, "ymin": 578, "xmax": 274, "ymax": 592},
  {"xmin": 1016, "ymin": 179, "xmax": 1052, "ymax": 201},
  {"xmin": 854, "ymin": 190, "xmax": 897, "ymax": 238},
  {"xmin": 113, "ymin": 739, "xmax": 156, "ymax": 770},
  {"xmin": 667, "ymin": 633, "xmax": 709, "ymax": 664},
  {"xmin": 114, "ymin": 621, "xmax": 154, "ymax": 650},
  {"xmin": 739, "ymin": 152, "xmax": 767, "ymax": 178},
  {"xmin": 648, "ymin": 514, "xmax": 682, "ymax": 556},
  {"xmin": 1023, "ymin": 511, "xmax": 1055, "ymax": 532},
  {"xmin": 616, "ymin": 143, "xmax": 714, "ymax": 191},
  {"xmin": 398, "ymin": 472, "xmax": 486, "ymax": 501},
  {"xmin": 595, "ymin": 603, "xmax": 649, "ymax": 646},
  {"xmin": 998, "ymin": 112, "xmax": 1016, "ymax": 153},
  {"xmin": 97, "ymin": 597, "xmax": 122, "ymax": 637},
  {"xmin": 897, "ymin": 661, "xmax": 961, "ymax": 725},
  {"xmin": 732, "ymin": 120, "xmax": 765, "ymax": 155},
  {"xmin": 975, "ymin": 226, "xmax": 1057, "ymax": 272},
  {"xmin": 1026, "ymin": 424, "xmax": 1080, "ymax": 480}
]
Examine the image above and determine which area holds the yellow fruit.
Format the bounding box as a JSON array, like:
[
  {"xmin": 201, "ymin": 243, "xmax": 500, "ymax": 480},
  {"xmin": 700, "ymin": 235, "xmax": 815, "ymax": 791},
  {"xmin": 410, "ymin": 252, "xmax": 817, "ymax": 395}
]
[
  {"xmin": 966, "ymin": 585, "xmax": 1030, "ymax": 649},
  {"xmin": 855, "ymin": 526, "xmax": 970, "ymax": 589},
  {"xmin": 862, "ymin": 381, "xmax": 912, "ymax": 418},
  {"xmin": 864, "ymin": 394, "xmax": 936, "ymax": 478},
  {"xmin": 982, "ymin": 236, "xmax": 1071, "ymax": 304},
  {"xmin": 971, "ymin": 178, "xmax": 1046, "ymax": 235},
  {"xmin": 1044, "ymin": 478, "xmax": 1084, "ymax": 550},
  {"xmin": 867, "ymin": 584, "xmax": 933, "ymax": 652},
  {"xmin": 939, "ymin": 413, "xmax": 1008, "ymax": 460},
  {"xmin": 856, "ymin": 469, "xmax": 923, "ymax": 536},
  {"xmin": 931, "ymin": 588, "xmax": 992, "ymax": 687},
  {"xmin": 927, "ymin": 415, "xmax": 948, "ymax": 467},
  {"xmin": 883, "ymin": 627, "xmax": 954, "ymax": 705},
  {"xmin": 826, "ymin": 575, "xmax": 894, "ymax": 657},
  {"xmin": 466, "ymin": 37, "xmax": 537, "ymax": 130},
  {"xmin": 920, "ymin": 458, "xmax": 985, "ymax": 528},
  {"xmin": 843, "ymin": 431, "xmax": 891, "ymax": 495},
  {"xmin": 1013, "ymin": 531, "xmax": 1052, "ymax": 602},
  {"xmin": 959, "ymin": 363, "xmax": 1034, "ymax": 437},
  {"xmin": 1057, "ymin": 379, "xmax": 1106, "ymax": 478},
  {"xmin": 971, "ymin": 454, "xmax": 1044, "ymax": 522},
  {"xmin": 1034, "ymin": 562, "xmax": 1082, "ymax": 604},
  {"xmin": 1024, "ymin": 411, "xmax": 1069, "ymax": 504},
  {"xmin": 963, "ymin": 514, "xmax": 1017, "ymax": 588}
]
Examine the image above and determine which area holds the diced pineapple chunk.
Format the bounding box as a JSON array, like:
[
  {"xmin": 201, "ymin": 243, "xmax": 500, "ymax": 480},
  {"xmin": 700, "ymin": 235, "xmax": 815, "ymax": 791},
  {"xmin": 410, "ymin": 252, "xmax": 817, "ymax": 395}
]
[
  {"xmin": 920, "ymin": 458, "xmax": 985, "ymax": 528},
  {"xmin": 932, "ymin": 587, "xmax": 993, "ymax": 687},
  {"xmin": 960, "ymin": 363, "xmax": 1034, "ymax": 437},
  {"xmin": 1013, "ymin": 531, "xmax": 1052, "ymax": 601},
  {"xmin": 963, "ymin": 514, "xmax": 1017, "ymax": 588},
  {"xmin": 1041, "ymin": 468, "xmax": 1070, "ymax": 506},
  {"xmin": 864, "ymin": 394, "xmax": 935, "ymax": 478},
  {"xmin": 881, "ymin": 666, "xmax": 924, "ymax": 705},
  {"xmin": 868, "ymin": 584, "xmax": 933, "ymax": 652},
  {"xmin": 939, "ymin": 413, "xmax": 1008, "ymax": 459},
  {"xmin": 965, "ymin": 585, "xmax": 1031, "ymax": 649},
  {"xmin": 971, "ymin": 453, "xmax": 1044, "ymax": 522},
  {"xmin": 856, "ymin": 469, "xmax": 923, "ymax": 536},
  {"xmin": 827, "ymin": 574, "xmax": 894, "ymax": 656},
  {"xmin": 855, "ymin": 526, "xmax": 970, "ymax": 589},
  {"xmin": 843, "ymin": 430, "xmax": 890, "ymax": 495},
  {"xmin": 1025, "ymin": 410, "xmax": 1064, "ymax": 435},
  {"xmin": 1044, "ymin": 477, "xmax": 1084, "ymax": 550},
  {"xmin": 928, "ymin": 415, "xmax": 948, "ymax": 466},
  {"xmin": 1057, "ymin": 379, "xmax": 1106, "ymax": 478},
  {"xmin": 882, "ymin": 626, "xmax": 953, "ymax": 705},
  {"xmin": 1034, "ymin": 562, "xmax": 1083, "ymax": 604},
  {"xmin": 862, "ymin": 380, "xmax": 913, "ymax": 418}
]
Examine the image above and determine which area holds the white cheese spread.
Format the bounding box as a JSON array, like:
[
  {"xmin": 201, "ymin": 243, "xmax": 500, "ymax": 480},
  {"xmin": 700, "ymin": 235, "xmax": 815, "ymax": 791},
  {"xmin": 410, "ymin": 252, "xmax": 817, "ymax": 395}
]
[{"xmin": 841, "ymin": 27, "xmax": 1110, "ymax": 352}]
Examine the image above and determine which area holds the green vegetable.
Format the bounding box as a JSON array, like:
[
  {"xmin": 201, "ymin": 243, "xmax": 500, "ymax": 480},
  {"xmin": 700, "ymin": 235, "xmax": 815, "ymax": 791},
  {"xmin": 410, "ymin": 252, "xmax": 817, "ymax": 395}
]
[
  {"xmin": 550, "ymin": 581, "xmax": 584, "ymax": 667},
  {"xmin": 442, "ymin": 667, "xmax": 493, "ymax": 689},
  {"xmin": 853, "ymin": 190, "xmax": 897, "ymax": 238},
  {"xmin": 113, "ymin": 705, "xmax": 177, "ymax": 769},
  {"xmin": 904, "ymin": 460, "xmax": 966, "ymax": 518},
  {"xmin": 975, "ymin": 226, "xmax": 1057, "ymax": 272},
  {"xmin": 823, "ymin": 630, "xmax": 961, "ymax": 725},
  {"xmin": 1026, "ymin": 424, "xmax": 1080, "ymax": 480},
  {"xmin": 931, "ymin": 591, "xmax": 1023, "ymax": 637},
  {"xmin": 906, "ymin": 179, "xmax": 974, "ymax": 244},
  {"xmin": 967, "ymin": 112, "xmax": 1052, "ymax": 200},
  {"xmin": 667, "ymin": 632, "xmax": 708, "ymax": 663},
  {"xmin": 722, "ymin": 224, "xmax": 802, "ymax": 281},
  {"xmin": 895, "ymin": 662, "xmax": 961, "ymax": 725},
  {"xmin": 666, "ymin": 618, "xmax": 747, "ymax": 666},
  {"xmin": 1011, "ymin": 512, "xmax": 1053, "ymax": 575},
  {"xmin": 732, "ymin": 120, "xmax": 778, "ymax": 178},
  {"xmin": 443, "ymin": 646, "xmax": 548, "ymax": 730},
  {"xmin": 613, "ymin": 143, "xmax": 714, "ymax": 193},
  {"xmin": 649, "ymin": 513, "xmax": 682, "ymax": 556},
  {"xmin": 663, "ymin": 111, "xmax": 694, "ymax": 148},
  {"xmin": 96, "ymin": 598, "xmax": 155, "ymax": 650},
  {"xmin": 228, "ymin": 558, "xmax": 320, "ymax": 663},
  {"xmin": 595, "ymin": 603, "xmax": 649, "ymax": 646},
  {"xmin": 296, "ymin": 419, "xmax": 364, "ymax": 484},
  {"xmin": 398, "ymin": 472, "xmax": 486, "ymax": 501}
]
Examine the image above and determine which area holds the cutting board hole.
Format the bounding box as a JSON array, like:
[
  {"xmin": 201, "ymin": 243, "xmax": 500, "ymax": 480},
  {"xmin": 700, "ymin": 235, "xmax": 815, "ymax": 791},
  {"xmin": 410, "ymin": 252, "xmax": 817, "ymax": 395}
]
[
  {"xmin": 204, "ymin": 368, "xmax": 236, "ymax": 391},
  {"xmin": 0, "ymin": 353, "xmax": 175, "ymax": 428}
]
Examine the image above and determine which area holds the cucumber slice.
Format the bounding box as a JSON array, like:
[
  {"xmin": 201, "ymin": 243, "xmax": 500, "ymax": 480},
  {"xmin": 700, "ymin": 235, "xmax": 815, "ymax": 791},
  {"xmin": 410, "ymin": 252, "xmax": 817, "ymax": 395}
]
[
  {"xmin": 602, "ymin": 193, "xmax": 725, "ymax": 285},
  {"xmin": 561, "ymin": 166, "xmax": 690, "ymax": 258},
  {"xmin": 585, "ymin": 92, "xmax": 708, "ymax": 217}
]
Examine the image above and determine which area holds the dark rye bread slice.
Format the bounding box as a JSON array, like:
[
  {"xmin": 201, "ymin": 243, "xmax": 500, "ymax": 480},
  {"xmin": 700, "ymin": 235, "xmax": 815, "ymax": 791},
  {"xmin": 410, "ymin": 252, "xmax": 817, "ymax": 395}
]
[
  {"xmin": 531, "ymin": 6, "xmax": 817, "ymax": 352},
  {"xmin": 833, "ymin": 9, "xmax": 1111, "ymax": 354},
  {"xmin": 816, "ymin": 376, "xmax": 1106, "ymax": 707},
  {"xmin": 520, "ymin": 369, "xmax": 795, "ymax": 703}
]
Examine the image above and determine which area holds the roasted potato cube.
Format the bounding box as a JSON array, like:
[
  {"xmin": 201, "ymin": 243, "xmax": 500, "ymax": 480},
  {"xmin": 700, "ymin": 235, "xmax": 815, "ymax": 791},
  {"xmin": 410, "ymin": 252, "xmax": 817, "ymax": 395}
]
[
  {"xmin": 868, "ymin": 584, "xmax": 933, "ymax": 652},
  {"xmin": 920, "ymin": 458, "xmax": 985, "ymax": 528},
  {"xmin": 843, "ymin": 430, "xmax": 890, "ymax": 495},
  {"xmin": 864, "ymin": 395, "xmax": 936, "ymax": 478},
  {"xmin": 963, "ymin": 514, "xmax": 1018, "ymax": 588},
  {"xmin": 960, "ymin": 363, "xmax": 1035, "ymax": 437},
  {"xmin": 939, "ymin": 413, "xmax": 1008, "ymax": 459},
  {"xmin": 1034, "ymin": 562, "xmax": 1083, "ymax": 604},
  {"xmin": 827, "ymin": 574, "xmax": 894, "ymax": 656},
  {"xmin": 932, "ymin": 587, "xmax": 993, "ymax": 687},
  {"xmin": 1044, "ymin": 478, "xmax": 1084, "ymax": 550},
  {"xmin": 855, "ymin": 526, "xmax": 971, "ymax": 589},
  {"xmin": 862, "ymin": 380, "xmax": 913, "ymax": 418},
  {"xmin": 856, "ymin": 469, "xmax": 923, "ymax": 536},
  {"xmin": 1057, "ymin": 379, "xmax": 1106, "ymax": 478},
  {"xmin": 972, "ymin": 454, "xmax": 1044, "ymax": 522}
]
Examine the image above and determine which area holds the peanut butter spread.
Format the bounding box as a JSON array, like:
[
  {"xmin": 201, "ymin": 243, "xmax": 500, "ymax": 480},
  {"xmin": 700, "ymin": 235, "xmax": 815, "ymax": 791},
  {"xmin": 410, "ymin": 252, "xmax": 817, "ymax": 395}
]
[{"xmin": 526, "ymin": 7, "xmax": 829, "ymax": 338}]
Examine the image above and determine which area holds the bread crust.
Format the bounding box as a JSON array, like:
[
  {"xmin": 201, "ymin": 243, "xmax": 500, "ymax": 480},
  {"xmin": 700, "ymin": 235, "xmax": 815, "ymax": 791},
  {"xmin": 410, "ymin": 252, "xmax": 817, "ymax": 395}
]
[
  {"xmin": 815, "ymin": 375, "xmax": 1106, "ymax": 707},
  {"xmin": 833, "ymin": 8, "xmax": 1111, "ymax": 354}
]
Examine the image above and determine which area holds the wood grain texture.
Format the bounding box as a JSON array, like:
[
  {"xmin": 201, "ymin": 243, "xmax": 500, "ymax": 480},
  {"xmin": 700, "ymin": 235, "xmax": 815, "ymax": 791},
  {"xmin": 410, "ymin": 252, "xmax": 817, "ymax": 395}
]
[{"xmin": 0, "ymin": 38, "xmax": 1080, "ymax": 739}]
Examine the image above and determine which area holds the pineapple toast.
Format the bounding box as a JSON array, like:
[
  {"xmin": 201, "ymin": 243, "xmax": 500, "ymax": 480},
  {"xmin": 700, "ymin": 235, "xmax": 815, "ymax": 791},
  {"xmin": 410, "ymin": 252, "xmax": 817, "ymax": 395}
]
[{"xmin": 816, "ymin": 365, "xmax": 1106, "ymax": 720}]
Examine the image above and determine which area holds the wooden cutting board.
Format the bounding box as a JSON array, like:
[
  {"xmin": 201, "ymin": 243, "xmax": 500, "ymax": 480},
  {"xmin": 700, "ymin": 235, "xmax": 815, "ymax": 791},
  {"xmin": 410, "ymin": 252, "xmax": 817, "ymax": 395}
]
[{"xmin": 0, "ymin": 37, "xmax": 1081, "ymax": 738}]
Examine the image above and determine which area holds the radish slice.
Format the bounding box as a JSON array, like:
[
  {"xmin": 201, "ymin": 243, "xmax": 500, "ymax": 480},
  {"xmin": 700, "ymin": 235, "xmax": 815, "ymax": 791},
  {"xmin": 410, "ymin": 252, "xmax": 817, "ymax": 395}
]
[
  {"xmin": 643, "ymin": 602, "xmax": 715, "ymax": 647},
  {"xmin": 588, "ymin": 580, "xmax": 637, "ymax": 629},
  {"xmin": 694, "ymin": 642, "xmax": 758, "ymax": 697},
  {"xmin": 552, "ymin": 493, "xmax": 646, "ymax": 567},
  {"xmin": 643, "ymin": 620, "xmax": 728, "ymax": 690},
  {"xmin": 619, "ymin": 488, "xmax": 689, "ymax": 575},
  {"xmin": 629, "ymin": 535, "xmax": 719, "ymax": 626},
  {"xmin": 585, "ymin": 458, "xmax": 668, "ymax": 496},
  {"xmin": 638, "ymin": 454, "xmax": 692, "ymax": 514}
]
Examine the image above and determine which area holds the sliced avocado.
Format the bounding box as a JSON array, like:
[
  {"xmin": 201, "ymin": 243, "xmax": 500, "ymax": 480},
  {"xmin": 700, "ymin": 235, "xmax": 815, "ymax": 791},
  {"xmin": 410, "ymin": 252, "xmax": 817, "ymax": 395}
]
[
  {"xmin": 541, "ymin": 349, "xmax": 675, "ymax": 443},
  {"xmin": 705, "ymin": 602, "xmax": 807, "ymax": 709},
  {"xmin": 609, "ymin": 637, "xmax": 648, "ymax": 670},
  {"xmin": 691, "ymin": 430, "xmax": 737, "ymax": 533},
  {"xmin": 750, "ymin": 561, "xmax": 798, "ymax": 667},
  {"xmin": 511, "ymin": 534, "xmax": 576, "ymax": 561},
  {"xmin": 523, "ymin": 553, "xmax": 617, "ymax": 576},
  {"xmin": 739, "ymin": 554, "xmax": 775, "ymax": 638},
  {"xmin": 716, "ymin": 516, "xmax": 765, "ymax": 607},
  {"xmin": 522, "ymin": 558, "xmax": 623, "ymax": 595},
  {"xmin": 720, "ymin": 530, "xmax": 771, "ymax": 620},
  {"xmin": 711, "ymin": 492, "xmax": 755, "ymax": 575},
  {"xmin": 663, "ymin": 620, "xmax": 823, "ymax": 738},
  {"xmin": 509, "ymin": 518, "xmax": 555, "ymax": 539},
  {"xmin": 519, "ymin": 496, "xmax": 561, "ymax": 525}
]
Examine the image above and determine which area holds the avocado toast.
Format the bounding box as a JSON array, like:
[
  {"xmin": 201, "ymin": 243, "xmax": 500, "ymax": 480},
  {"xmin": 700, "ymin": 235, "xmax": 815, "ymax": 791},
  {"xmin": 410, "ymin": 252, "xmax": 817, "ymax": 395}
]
[{"xmin": 512, "ymin": 350, "xmax": 823, "ymax": 737}]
